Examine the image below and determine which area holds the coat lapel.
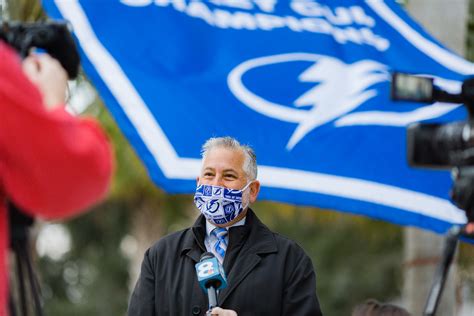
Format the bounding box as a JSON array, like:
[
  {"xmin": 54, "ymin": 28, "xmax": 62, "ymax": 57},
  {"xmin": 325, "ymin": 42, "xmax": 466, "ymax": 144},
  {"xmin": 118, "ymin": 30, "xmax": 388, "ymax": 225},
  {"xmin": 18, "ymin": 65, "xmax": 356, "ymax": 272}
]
[
  {"xmin": 218, "ymin": 210, "xmax": 277, "ymax": 305},
  {"xmin": 181, "ymin": 210, "xmax": 278, "ymax": 305},
  {"xmin": 218, "ymin": 252, "xmax": 261, "ymax": 304},
  {"xmin": 181, "ymin": 215, "xmax": 207, "ymax": 263}
]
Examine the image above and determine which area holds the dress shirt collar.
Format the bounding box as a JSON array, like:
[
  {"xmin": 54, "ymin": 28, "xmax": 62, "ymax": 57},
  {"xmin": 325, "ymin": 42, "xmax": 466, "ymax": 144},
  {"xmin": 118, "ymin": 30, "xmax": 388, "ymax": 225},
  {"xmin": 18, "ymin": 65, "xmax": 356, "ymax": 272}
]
[{"xmin": 205, "ymin": 216, "xmax": 246, "ymax": 237}]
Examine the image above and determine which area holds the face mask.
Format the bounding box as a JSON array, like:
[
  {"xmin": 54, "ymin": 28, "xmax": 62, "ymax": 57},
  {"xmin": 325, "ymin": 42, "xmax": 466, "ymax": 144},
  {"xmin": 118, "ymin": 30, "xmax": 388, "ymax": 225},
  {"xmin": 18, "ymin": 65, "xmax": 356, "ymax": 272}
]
[{"xmin": 194, "ymin": 182, "xmax": 253, "ymax": 226}]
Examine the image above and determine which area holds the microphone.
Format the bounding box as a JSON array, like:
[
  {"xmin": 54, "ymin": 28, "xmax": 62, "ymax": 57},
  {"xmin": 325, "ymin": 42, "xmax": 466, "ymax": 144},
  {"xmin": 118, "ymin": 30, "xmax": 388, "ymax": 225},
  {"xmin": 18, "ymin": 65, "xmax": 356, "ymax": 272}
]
[{"xmin": 195, "ymin": 252, "xmax": 227, "ymax": 311}]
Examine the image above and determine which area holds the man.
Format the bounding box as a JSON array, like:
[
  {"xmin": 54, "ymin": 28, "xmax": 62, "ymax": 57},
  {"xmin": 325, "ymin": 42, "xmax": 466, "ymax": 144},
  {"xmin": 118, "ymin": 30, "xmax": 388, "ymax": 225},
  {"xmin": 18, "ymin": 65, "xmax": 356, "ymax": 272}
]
[
  {"xmin": 0, "ymin": 41, "xmax": 113, "ymax": 315},
  {"xmin": 128, "ymin": 137, "xmax": 322, "ymax": 315}
]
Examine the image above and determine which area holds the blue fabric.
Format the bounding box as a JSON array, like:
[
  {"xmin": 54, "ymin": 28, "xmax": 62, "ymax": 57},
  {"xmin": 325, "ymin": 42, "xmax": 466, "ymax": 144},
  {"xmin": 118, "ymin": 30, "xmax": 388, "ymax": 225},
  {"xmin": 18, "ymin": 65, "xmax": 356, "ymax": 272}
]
[
  {"xmin": 211, "ymin": 228, "xmax": 228, "ymax": 263},
  {"xmin": 42, "ymin": 0, "xmax": 472, "ymax": 236},
  {"xmin": 194, "ymin": 183, "xmax": 249, "ymax": 225}
]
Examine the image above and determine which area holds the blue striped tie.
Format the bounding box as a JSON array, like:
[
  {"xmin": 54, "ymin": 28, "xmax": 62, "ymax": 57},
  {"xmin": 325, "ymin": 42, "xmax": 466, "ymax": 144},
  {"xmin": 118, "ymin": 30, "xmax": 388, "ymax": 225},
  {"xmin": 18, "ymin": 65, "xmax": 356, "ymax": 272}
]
[{"xmin": 211, "ymin": 227, "xmax": 228, "ymax": 263}]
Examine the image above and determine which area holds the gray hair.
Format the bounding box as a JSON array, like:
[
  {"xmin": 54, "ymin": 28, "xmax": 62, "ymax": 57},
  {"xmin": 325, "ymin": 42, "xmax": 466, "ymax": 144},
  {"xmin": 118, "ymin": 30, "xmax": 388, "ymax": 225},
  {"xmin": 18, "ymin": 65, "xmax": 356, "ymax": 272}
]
[{"xmin": 201, "ymin": 137, "xmax": 257, "ymax": 181}]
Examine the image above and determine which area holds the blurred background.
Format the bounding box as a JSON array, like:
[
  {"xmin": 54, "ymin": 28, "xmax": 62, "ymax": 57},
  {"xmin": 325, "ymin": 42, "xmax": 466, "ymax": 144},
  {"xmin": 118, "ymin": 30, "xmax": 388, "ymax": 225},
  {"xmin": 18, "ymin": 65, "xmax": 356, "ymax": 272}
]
[{"xmin": 2, "ymin": 0, "xmax": 474, "ymax": 315}]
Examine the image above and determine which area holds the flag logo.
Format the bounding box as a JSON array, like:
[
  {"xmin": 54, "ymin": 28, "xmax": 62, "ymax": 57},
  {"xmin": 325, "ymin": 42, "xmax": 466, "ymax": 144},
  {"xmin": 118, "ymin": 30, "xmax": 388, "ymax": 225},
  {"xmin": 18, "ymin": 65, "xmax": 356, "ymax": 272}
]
[{"xmin": 228, "ymin": 53, "xmax": 389, "ymax": 150}]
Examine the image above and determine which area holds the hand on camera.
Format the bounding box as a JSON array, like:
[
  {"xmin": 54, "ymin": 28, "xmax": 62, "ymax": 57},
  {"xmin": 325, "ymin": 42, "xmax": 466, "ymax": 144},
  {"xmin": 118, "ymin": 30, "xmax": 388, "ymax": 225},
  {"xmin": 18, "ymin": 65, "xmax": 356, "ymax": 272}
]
[
  {"xmin": 466, "ymin": 223, "xmax": 474, "ymax": 235},
  {"xmin": 22, "ymin": 53, "xmax": 68, "ymax": 110}
]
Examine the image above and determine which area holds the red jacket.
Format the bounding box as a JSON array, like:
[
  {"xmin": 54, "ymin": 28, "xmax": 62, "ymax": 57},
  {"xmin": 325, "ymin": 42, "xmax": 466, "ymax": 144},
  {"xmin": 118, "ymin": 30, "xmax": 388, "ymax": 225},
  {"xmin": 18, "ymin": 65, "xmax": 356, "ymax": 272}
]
[{"xmin": 0, "ymin": 43, "xmax": 113, "ymax": 316}]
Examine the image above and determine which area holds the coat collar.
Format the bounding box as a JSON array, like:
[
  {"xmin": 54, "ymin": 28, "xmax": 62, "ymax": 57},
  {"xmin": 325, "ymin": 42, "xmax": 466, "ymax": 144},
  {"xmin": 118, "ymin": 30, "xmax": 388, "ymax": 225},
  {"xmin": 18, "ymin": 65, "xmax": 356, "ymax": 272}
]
[
  {"xmin": 180, "ymin": 209, "xmax": 278, "ymax": 305},
  {"xmin": 180, "ymin": 208, "xmax": 277, "ymax": 262}
]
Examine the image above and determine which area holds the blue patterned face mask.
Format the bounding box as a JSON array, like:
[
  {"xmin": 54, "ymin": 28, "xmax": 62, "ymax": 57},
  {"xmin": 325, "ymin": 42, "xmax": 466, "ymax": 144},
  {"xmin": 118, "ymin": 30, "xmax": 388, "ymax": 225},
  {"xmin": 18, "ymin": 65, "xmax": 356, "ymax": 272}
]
[{"xmin": 194, "ymin": 182, "xmax": 253, "ymax": 226}]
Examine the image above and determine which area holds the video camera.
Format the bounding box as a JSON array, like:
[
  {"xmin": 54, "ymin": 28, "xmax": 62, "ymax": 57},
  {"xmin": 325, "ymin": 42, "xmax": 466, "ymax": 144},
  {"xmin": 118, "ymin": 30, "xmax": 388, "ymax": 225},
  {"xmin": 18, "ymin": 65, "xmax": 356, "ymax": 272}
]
[
  {"xmin": 0, "ymin": 20, "xmax": 80, "ymax": 79},
  {"xmin": 391, "ymin": 72, "xmax": 474, "ymax": 222}
]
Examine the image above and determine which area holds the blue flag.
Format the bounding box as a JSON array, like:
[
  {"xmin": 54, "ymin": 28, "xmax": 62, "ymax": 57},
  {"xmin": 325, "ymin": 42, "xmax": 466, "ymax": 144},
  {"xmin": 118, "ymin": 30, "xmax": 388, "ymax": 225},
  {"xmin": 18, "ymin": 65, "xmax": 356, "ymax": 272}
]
[{"xmin": 43, "ymin": 0, "xmax": 473, "ymax": 234}]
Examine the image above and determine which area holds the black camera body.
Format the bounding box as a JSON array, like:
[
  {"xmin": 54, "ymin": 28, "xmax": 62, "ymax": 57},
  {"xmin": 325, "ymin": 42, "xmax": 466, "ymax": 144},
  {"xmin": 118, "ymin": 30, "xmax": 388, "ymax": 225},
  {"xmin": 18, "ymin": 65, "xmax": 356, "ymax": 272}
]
[
  {"xmin": 392, "ymin": 73, "xmax": 474, "ymax": 168},
  {"xmin": 0, "ymin": 20, "xmax": 80, "ymax": 79},
  {"xmin": 391, "ymin": 72, "xmax": 474, "ymax": 222}
]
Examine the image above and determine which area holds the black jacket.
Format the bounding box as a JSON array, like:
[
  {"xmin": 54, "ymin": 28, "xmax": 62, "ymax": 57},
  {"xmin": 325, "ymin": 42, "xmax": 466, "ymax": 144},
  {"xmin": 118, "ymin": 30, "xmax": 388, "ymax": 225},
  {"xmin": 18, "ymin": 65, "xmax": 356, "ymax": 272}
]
[{"xmin": 128, "ymin": 209, "xmax": 323, "ymax": 316}]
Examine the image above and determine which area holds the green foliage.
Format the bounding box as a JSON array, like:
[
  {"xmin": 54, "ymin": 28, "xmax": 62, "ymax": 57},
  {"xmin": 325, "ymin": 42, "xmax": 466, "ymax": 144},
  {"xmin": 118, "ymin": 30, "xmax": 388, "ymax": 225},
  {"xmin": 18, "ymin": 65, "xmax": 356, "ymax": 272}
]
[
  {"xmin": 459, "ymin": 242, "xmax": 474, "ymax": 300},
  {"xmin": 5, "ymin": 0, "xmax": 44, "ymax": 20},
  {"xmin": 39, "ymin": 201, "xmax": 130, "ymax": 316}
]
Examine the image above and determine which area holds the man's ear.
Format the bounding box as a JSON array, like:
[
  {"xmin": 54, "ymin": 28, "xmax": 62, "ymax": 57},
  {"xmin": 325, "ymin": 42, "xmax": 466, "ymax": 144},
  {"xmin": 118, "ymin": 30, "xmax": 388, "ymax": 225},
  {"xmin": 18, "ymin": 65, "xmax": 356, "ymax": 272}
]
[
  {"xmin": 196, "ymin": 176, "xmax": 200, "ymax": 185},
  {"xmin": 249, "ymin": 180, "xmax": 261, "ymax": 203}
]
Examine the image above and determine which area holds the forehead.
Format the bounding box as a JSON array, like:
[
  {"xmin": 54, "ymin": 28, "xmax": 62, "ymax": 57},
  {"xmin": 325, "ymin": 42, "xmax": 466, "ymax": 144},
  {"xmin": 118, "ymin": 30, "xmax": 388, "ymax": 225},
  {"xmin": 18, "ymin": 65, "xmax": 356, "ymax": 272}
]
[{"xmin": 202, "ymin": 147, "xmax": 245, "ymax": 172}]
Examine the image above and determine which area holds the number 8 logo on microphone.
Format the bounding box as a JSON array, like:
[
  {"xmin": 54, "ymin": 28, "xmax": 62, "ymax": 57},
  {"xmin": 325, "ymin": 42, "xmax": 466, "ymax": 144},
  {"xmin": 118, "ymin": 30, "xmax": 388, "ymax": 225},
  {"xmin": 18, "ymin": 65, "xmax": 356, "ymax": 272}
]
[{"xmin": 197, "ymin": 261, "xmax": 215, "ymax": 278}]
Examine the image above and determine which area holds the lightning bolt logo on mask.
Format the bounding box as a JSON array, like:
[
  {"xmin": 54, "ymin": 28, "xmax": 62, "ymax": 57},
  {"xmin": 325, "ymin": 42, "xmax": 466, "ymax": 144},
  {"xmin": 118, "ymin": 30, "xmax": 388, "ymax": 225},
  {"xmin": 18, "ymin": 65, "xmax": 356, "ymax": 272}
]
[{"xmin": 228, "ymin": 53, "xmax": 459, "ymax": 150}]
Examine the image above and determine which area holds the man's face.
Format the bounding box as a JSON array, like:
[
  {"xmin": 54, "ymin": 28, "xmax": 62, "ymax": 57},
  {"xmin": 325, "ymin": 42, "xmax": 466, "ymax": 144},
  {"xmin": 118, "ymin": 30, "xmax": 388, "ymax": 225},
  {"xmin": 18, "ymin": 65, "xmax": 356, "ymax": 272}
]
[{"xmin": 197, "ymin": 147, "xmax": 260, "ymax": 204}]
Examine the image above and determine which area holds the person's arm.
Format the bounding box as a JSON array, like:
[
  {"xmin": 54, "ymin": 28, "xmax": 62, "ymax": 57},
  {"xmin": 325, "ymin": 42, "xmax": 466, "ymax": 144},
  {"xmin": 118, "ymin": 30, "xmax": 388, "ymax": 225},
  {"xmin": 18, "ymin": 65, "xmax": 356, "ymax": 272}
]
[
  {"xmin": 281, "ymin": 249, "xmax": 323, "ymax": 316},
  {"xmin": 0, "ymin": 42, "xmax": 113, "ymax": 219},
  {"xmin": 128, "ymin": 249, "xmax": 155, "ymax": 316}
]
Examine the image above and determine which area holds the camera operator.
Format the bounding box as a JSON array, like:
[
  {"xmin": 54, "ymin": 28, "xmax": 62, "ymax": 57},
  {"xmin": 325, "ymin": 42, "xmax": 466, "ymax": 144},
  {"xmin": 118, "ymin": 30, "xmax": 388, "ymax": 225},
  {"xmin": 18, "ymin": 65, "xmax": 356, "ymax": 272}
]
[{"xmin": 0, "ymin": 39, "xmax": 113, "ymax": 316}]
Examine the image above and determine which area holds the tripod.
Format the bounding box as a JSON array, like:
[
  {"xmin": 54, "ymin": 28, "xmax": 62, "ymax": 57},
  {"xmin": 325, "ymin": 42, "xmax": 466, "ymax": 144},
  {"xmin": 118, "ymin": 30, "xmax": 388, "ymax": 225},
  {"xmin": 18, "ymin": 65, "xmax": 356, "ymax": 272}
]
[
  {"xmin": 8, "ymin": 203, "xmax": 44, "ymax": 316},
  {"xmin": 423, "ymin": 225, "xmax": 473, "ymax": 316}
]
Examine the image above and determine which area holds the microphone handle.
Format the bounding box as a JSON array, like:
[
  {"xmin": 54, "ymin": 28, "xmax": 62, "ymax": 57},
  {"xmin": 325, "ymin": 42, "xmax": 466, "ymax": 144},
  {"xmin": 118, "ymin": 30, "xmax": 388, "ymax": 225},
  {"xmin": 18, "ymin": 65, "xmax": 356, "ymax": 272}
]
[{"xmin": 207, "ymin": 286, "xmax": 218, "ymax": 312}]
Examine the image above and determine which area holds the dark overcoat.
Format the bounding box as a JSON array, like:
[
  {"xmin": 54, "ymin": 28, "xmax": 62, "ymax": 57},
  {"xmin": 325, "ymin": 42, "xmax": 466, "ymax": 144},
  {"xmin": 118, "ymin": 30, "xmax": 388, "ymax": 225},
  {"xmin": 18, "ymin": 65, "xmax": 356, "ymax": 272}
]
[{"xmin": 128, "ymin": 209, "xmax": 323, "ymax": 316}]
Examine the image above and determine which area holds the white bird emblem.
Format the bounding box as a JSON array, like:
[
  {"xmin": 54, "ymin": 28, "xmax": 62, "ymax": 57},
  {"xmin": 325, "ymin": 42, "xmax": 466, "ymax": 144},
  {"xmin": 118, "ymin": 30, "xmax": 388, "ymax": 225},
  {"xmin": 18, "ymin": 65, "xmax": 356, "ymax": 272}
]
[
  {"xmin": 228, "ymin": 53, "xmax": 459, "ymax": 151},
  {"xmin": 288, "ymin": 58, "xmax": 389, "ymax": 149}
]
